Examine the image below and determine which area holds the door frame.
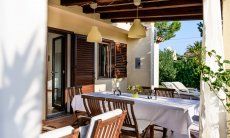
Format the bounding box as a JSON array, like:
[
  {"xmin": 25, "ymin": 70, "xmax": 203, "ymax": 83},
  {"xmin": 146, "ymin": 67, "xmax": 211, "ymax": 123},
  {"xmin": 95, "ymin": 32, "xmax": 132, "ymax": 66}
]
[
  {"xmin": 51, "ymin": 36, "xmax": 66, "ymax": 110},
  {"xmin": 45, "ymin": 27, "xmax": 74, "ymax": 119}
]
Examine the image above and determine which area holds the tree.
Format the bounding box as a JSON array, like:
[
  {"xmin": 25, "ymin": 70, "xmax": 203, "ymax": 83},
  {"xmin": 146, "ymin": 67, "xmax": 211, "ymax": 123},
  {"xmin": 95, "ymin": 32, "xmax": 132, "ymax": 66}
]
[
  {"xmin": 159, "ymin": 49, "xmax": 177, "ymax": 83},
  {"xmin": 197, "ymin": 22, "xmax": 203, "ymax": 37},
  {"xmin": 185, "ymin": 41, "xmax": 202, "ymax": 59},
  {"xmin": 174, "ymin": 41, "xmax": 202, "ymax": 88},
  {"xmin": 154, "ymin": 21, "xmax": 181, "ymax": 43}
]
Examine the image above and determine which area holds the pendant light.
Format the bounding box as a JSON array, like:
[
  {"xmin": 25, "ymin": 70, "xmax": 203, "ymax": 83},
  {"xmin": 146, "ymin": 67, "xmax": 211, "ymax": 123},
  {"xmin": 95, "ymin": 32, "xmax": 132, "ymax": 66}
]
[
  {"xmin": 87, "ymin": 3, "xmax": 102, "ymax": 43},
  {"xmin": 128, "ymin": 0, "xmax": 146, "ymax": 38}
]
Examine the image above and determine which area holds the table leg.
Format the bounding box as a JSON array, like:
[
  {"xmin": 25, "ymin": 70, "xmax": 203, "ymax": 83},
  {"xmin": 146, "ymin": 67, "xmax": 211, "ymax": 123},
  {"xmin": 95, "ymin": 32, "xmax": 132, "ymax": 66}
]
[
  {"xmin": 150, "ymin": 125, "xmax": 154, "ymax": 138},
  {"xmin": 163, "ymin": 128, "xmax": 167, "ymax": 138}
]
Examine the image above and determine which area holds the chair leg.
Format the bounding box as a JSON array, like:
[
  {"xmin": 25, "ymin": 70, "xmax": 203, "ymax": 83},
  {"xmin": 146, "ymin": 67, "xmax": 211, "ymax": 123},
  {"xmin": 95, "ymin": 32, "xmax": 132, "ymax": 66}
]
[
  {"xmin": 150, "ymin": 125, "xmax": 154, "ymax": 138},
  {"xmin": 163, "ymin": 128, "xmax": 167, "ymax": 138}
]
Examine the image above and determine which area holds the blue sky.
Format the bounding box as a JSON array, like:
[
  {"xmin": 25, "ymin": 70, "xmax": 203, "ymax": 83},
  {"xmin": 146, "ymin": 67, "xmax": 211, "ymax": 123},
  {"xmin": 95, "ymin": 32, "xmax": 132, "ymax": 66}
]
[{"xmin": 159, "ymin": 20, "xmax": 202, "ymax": 55}]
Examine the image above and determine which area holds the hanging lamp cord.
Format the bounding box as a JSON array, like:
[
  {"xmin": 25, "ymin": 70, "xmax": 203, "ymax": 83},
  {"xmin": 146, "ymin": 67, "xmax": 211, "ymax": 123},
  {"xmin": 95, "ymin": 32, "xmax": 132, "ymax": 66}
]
[{"xmin": 94, "ymin": 8, "xmax": 96, "ymax": 26}]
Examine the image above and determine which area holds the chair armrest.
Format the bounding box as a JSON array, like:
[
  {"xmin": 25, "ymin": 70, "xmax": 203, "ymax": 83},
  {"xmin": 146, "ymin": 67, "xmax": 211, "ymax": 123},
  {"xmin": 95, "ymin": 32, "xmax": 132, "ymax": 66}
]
[{"xmin": 79, "ymin": 116, "xmax": 91, "ymax": 121}]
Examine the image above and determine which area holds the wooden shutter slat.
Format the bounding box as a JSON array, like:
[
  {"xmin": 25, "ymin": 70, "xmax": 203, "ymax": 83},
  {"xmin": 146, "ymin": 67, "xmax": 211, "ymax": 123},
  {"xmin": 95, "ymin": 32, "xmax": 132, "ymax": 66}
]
[
  {"xmin": 71, "ymin": 34, "xmax": 95, "ymax": 93},
  {"xmin": 115, "ymin": 43, "xmax": 127, "ymax": 78}
]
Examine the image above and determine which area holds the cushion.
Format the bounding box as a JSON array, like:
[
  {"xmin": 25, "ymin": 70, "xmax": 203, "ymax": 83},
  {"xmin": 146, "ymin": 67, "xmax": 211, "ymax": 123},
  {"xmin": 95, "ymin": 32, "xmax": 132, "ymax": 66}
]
[
  {"xmin": 79, "ymin": 125, "xmax": 89, "ymax": 138},
  {"xmin": 86, "ymin": 109, "xmax": 123, "ymax": 138},
  {"xmin": 172, "ymin": 82, "xmax": 189, "ymax": 93},
  {"xmin": 39, "ymin": 126, "xmax": 74, "ymax": 138},
  {"xmin": 161, "ymin": 82, "xmax": 179, "ymax": 90}
]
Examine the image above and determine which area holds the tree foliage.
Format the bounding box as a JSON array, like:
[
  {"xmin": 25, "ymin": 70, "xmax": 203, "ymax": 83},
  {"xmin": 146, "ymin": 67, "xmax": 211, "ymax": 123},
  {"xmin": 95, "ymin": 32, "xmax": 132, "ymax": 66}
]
[
  {"xmin": 197, "ymin": 22, "xmax": 203, "ymax": 37},
  {"xmin": 175, "ymin": 41, "xmax": 202, "ymax": 89},
  {"xmin": 159, "ymin": 49, "xmax": 177, "ymax": 82},
  {"xmin": 159, "ymin": 42, "xmax": 202, "ymax": 89},
  {"xmin": 155, "ymin": 21, "xmax": 181, "ymax": 43},
  {"xmin": 197, "ymin": 49, "xmax": 230, "ymax": 111}
]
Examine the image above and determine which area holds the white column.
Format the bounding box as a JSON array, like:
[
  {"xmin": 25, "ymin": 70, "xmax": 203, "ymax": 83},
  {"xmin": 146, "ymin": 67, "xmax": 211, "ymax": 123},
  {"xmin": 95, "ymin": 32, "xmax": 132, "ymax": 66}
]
[
  {"xmin": 0, "ymin": 0, "xmax": 47, "ymax": 138},
  {"xmin": 200, "ymin": 0, "xmax": 227, "ymax": 137},
  {"xmin": 150, "ymin": 23, "xmax": 159, "ymax": 89}
]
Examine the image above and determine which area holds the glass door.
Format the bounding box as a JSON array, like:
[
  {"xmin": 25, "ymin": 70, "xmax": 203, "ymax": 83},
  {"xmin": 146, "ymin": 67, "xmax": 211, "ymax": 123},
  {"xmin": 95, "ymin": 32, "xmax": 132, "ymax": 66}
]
[{"xmin": 52, "ymin": 36, "xmax": 65, "ymax": 109}]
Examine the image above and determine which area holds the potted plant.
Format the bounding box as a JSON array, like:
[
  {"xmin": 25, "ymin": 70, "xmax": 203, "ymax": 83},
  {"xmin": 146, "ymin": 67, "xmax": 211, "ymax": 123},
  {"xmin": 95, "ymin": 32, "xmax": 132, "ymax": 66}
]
[{"xmin": 127, "ymin": 84, "xmax": 143, "ymax": 98}]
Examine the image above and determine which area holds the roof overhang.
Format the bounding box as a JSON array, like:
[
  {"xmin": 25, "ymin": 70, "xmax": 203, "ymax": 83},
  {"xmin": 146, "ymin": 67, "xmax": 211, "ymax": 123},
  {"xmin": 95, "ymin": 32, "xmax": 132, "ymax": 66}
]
[{"xmin": 60, "ymin": 0, "xmax": 203, "ymax": 22}]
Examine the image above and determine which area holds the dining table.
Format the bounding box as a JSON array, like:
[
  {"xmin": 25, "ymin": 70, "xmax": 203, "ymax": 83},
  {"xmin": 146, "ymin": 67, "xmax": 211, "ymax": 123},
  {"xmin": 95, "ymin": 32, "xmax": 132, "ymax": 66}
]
[{"xmin": 71, "ymin": 91, "xmax": 199, "ymax": 138}]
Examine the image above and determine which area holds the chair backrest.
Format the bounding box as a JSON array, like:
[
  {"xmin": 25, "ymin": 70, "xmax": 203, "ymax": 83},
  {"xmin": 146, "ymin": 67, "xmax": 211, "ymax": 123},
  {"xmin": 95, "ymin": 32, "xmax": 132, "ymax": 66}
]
[
  {"xmin": 89, "ymin": 110, "xmax": 127, "ymax": 138},
  {"xmin": 106, "ymin": 98, "xmax": 138, "ymax": 133},
  {"xmin": 172, "ymin": 82, "xmax": 189, "ymax": 93},
  {"xmin": 82, "ymin": 95, "xmax": 106, "ymax": 117},
  {"xmin": 65, "ymin": 86, "xmax": 82, "ymax": 108},
  {"xmin": 142, "ymin": 86, "xmax": 152, "ymax": 95},
  {"xmin": 154, "ymin": 87, "xmax": 175, "ymax": 98}
]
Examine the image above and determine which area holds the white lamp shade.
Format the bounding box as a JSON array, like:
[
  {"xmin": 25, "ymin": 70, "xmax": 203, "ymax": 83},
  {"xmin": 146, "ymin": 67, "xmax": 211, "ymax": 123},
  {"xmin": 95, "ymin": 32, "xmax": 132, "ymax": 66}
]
[
  {"xmin": 87, "ymin": 26, "xmax": 102, "ymax": 43},
  {"xmin": 128, "ymin": 19, "xmax": 146, "ymax": 38}
]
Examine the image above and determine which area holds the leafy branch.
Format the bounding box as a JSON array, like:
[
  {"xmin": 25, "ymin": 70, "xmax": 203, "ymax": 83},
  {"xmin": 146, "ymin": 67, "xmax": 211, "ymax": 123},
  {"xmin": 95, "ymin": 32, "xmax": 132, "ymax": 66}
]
[{"xmin": 198, "ymin": 49, "xmax": 230, "ymax": 112}]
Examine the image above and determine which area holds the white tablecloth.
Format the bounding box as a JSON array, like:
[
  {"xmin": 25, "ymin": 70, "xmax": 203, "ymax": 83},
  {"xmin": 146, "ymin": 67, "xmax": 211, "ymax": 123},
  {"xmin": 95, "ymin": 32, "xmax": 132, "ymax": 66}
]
[{"xmin": 71, "ymin": 91, "xmax": 199, "ymax": 136}]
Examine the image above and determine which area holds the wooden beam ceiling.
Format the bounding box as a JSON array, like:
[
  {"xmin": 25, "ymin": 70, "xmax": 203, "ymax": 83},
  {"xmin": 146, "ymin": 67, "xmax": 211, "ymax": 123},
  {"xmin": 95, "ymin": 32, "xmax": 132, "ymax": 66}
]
[
  {"xmin": 100, "ymin": 6, "xmax": 202, "ymax": 19},
  {"xmin": 111, "ymin": 15, "xmax": 203, "ymax": 22},
  {"xmin": 83, "ymin": 0, "xmax": 202, "ymax": 13},
  {"xmin": 60, "ymin": 0, "xmax": 203, "ymax": 22}
]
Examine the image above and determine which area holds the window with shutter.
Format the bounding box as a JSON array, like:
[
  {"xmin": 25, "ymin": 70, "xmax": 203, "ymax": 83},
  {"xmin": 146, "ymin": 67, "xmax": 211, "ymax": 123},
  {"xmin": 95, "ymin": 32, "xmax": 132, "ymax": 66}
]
[
  {"xmin": 114, "ymin": 43, "xmax": 127, "ymax": 78},
  {"xmin": 98, "ymin": 39, "xmax": 115, "ymax": 78},
  {"xmin": 97, "ymin": 40, "xmax": 127, "ymax": 79},
  {"xmin": 71, "ymin": 34, "xmax": 95, "ymax": 93}
]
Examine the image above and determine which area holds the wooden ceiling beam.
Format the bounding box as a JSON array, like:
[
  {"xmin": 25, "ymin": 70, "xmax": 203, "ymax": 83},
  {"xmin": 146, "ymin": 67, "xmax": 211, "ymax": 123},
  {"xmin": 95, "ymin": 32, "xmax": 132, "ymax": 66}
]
[
  {"xmin": 60, "ymin": 0, "xmax": 155, "ymax": 6},
  {"xmin": 100, "ymin": 6, "xmax": 202, "ymax": 19},
  {"xmin": 60, "ymin": 0, "xmax": 93, "ymax": 6},
  {"xmin": 111, "ymin": 13, "xmax": 202, "ymax": 20},
  {"xmin": 111, "ymin": 15, "xmax": 203, "ymax": 22},
  {"xmin": 83, "ymin": 0, "xmax": 202, "ymax": 13}
]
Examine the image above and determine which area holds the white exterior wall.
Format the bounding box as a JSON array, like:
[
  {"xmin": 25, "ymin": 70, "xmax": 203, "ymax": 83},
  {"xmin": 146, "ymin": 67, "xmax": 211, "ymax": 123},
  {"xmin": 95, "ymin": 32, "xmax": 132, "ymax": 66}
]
[
  {"xmin": 127, "ymin": 26, "xmax": 152, "ymax": 87},
  {"xmin": 223, "ymin": 0, "xmax": 230, "ymax": 137},
  {"xmin": 0, "ymin": 0, "xmax": 47, "ymax": 137},
  {"xmin": 223, "ymin": 0, "xmax": 230, "ymax": 69}
]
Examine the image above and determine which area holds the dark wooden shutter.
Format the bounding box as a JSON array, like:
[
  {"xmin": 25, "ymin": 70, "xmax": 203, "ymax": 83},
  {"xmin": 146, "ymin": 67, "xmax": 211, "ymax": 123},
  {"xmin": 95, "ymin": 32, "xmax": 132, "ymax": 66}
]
[
  {"xmin": 111, "ymin": 41, "xmax": 116, "ymax": 78},
  {"xmin": 71, "ymin": 34, "xmax": 95, "ymax": 93},
  {"xmin": 114, "ymin": 43, "xmax": 127, "ymax": 78}
]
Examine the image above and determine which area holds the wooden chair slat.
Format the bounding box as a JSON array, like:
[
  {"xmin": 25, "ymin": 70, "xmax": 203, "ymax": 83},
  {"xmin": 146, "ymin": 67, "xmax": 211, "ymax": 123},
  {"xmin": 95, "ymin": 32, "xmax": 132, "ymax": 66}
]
[
  {"xmin": 106, "ymin": 98, "xmax": 140, "ymax": 137},
  {"xmin": 81, "ymin": 95, "xmax": 106, "ymax": 117},
  {"xmin": 91, "ymin": 111, "xmax": 127, "ymax": 138},
  {"xmin": 154, "ymin": 87, "xmax": 175, "ymax": 98}
]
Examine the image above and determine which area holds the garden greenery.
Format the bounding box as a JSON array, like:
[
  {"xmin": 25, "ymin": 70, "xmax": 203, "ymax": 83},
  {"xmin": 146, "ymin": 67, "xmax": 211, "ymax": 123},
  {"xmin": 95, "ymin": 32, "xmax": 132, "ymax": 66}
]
[{"xmin": 197, "ymin": 49, "xmax": 230, "ymax": 111}]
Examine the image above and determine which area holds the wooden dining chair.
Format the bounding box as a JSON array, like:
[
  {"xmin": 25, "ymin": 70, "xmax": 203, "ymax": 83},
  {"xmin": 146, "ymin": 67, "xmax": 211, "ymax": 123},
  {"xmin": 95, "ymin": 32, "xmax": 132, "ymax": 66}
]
[
  {"xmin": 149, "ymin": 87, "xmax": 176, "ymax": 138},
  {"xmin": 40, "ymin": 126, "xmax": 79, "ymax": 138},
  {"xmin": 90, "ymin": 110, "xmax": 127, "ymax": 138},
  {"xmin": 106, "ymin": 98, "xmax": 150, "ymax": 138},
  {"xmin": 82, "ymin": 95, "xmax": 107, "ymax": 117},
  {"xmin": 73, "ymin": 95, "xmax": 107, "ymax": 128},
  {"xmin": 78, "ymin": 109, "xmax": 127, "ymax": 138},
  {"xmin": 154, "ymin": 87, "xmax": 175, "ymax": 98}
]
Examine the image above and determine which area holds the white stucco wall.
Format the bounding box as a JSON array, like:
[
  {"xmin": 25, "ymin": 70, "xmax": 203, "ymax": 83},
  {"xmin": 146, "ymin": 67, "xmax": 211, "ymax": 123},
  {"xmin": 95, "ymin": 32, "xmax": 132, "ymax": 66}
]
[
  {"xmin": 0, "ymin": 0, "xmax": 47, "ymax": 137},
  {"xmin": 223, "ymin": 0, "xmax": 230, "ymax": 137},
  {"xmin": 223, "ymin": 0, "xmax": 230, "ymax": 69},
  {"xmin": 127, "ymin": 26, "xmax": 152, "ymax": 87}
]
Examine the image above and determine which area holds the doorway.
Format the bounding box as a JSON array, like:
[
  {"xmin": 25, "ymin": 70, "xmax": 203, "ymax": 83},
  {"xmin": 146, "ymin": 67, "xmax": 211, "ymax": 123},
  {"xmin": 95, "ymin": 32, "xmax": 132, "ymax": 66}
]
[{"xmin": 46, "ymin": 29, "xmax": 67, "ymax": 118}]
